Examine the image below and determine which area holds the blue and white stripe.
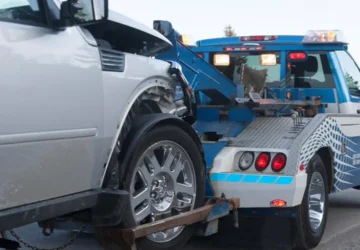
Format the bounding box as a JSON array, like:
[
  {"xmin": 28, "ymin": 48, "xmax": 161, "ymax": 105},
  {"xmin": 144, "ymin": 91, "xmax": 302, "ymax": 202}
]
[{"xmin": 210, "ymin": 173, "xmax": 293, "ymax": 185}]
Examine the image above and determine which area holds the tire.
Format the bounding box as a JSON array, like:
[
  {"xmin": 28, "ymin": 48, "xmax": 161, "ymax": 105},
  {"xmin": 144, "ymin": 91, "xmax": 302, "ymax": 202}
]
[
  {"xmin": 121, "ymin": 123, "xmax": 206, "ymax": 250},
  {"xmin": 295, "ymin": 154, "xmax": 329, "ymax": 249}
]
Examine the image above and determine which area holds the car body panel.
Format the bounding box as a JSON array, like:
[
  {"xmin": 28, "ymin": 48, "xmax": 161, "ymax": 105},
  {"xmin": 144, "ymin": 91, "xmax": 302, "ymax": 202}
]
[{"xmin": 0, "ymin": 9, "xmax": 176, "ymax": 210}]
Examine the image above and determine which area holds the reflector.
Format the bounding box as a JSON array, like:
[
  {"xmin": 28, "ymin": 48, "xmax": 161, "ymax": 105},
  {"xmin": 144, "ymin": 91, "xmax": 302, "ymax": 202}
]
[{"xmin": 271, "ymin": 199, "xmax": 287, "ymax": 207}]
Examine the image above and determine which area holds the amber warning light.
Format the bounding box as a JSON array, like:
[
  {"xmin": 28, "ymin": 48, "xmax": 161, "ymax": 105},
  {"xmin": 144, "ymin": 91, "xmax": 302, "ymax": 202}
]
[{"xmin": 302, "ymin": 30, "xmax": 347, "ymax": 44}]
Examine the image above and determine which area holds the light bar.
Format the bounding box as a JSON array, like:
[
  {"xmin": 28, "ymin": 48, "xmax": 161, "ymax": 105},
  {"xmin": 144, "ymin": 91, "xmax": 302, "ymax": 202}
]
[{"xmin": 302, "ymin": 30, "xmax": 347, "ymax": 44}]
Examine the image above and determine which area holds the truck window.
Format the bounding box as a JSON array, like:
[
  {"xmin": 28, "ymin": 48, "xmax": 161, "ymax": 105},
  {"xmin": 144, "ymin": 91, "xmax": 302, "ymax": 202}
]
[
  {"xmin": 335, "ymin": 51, "xmax": 360, "ymax": 96},
  {"xmin": 288, "ymin": 52, "xmax": 335, "ymax": 89},
  {"xmin": 210, "ymin": 52, "xmax": 281, "ymax": 87},
  {"xmin": 0, "ymin": 0, "xmax": 45, "ymax": 25}
]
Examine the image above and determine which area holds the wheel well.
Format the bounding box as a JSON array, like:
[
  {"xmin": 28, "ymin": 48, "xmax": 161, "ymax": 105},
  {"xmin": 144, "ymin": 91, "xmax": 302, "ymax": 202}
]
[
  {"xmin": 316, "ymin": 147, "xmax": 334, "ymax": 193},
  {"xmin": 152, "ymin": 118, "xmax": 205, "ymax": 161},
  {"xmin": 138, "ymin": 100, "xmax": 162, "ymax": 114},
  {"xmin": 102, "ymin": 85, "xmax": 190, "ymax": 190},
  {"xmin": 116, "ymin": 115, "xmax": 205, "ymax": 189}
]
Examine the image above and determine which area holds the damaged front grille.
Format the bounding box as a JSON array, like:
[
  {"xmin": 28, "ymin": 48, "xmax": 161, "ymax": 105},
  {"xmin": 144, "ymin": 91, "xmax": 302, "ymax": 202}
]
[{"xmin": 100, "ymin": 49, "xmax": 125, "ymax": 72}]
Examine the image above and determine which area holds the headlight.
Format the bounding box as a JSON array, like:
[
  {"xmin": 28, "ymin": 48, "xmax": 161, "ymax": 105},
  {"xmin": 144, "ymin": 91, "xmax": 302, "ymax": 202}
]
[{"xmin": 238, "ymin": 152, "xmax": 254, "ymax": 170}]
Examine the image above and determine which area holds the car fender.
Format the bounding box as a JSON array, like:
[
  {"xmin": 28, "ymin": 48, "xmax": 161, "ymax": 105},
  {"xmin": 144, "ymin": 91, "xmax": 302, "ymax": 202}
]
[
  {"xmin": 102, "ymin": 113, "xmax": 203, "ymax": 188},
  {"xmin": 100, "ymin": 76, "xmax": 174, "ymax": 182}
]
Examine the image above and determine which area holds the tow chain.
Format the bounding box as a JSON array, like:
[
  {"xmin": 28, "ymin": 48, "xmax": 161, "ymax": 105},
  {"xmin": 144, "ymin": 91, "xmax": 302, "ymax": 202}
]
[{"xmin": 8, "ymin": 224, "xmax": 87, "ymax": 250}]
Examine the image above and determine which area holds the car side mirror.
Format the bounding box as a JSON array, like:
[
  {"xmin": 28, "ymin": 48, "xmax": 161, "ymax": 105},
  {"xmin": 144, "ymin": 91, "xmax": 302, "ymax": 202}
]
[
  {"xmin": 59, "ymin": 0, "xmax": 109, "ymax": 27},
  {"xmin": 153, "ymin": 20, "xmax": 174, "ymax": 37}
]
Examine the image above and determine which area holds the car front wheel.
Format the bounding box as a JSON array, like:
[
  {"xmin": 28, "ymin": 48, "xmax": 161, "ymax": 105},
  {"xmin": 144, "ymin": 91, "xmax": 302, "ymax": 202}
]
[{"xmin": 121, "ymin": 123, "xmax": 206, "ymax": 250}]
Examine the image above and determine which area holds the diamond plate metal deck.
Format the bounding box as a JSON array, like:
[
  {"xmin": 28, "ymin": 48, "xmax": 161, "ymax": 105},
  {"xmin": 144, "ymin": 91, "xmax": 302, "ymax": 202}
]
[{"xmin": 227, "ymin": 117, "xmax": 312, "ymax": 149}]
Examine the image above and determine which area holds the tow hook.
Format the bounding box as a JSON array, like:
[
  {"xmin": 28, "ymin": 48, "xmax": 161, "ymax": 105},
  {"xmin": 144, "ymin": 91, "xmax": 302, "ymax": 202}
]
[{"xmin": 39, "ymin": 220, "xmax": 54, "ymax": 236}]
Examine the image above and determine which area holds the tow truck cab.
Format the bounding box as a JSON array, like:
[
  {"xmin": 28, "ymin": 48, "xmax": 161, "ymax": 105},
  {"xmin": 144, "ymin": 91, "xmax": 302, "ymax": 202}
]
[{"xmin": 178, "ymin": 30, "xmax": 360, "ymax": 115}]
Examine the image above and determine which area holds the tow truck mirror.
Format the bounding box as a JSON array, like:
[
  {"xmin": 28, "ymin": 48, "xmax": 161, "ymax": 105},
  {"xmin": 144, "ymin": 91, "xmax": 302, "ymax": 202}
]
[
  {"xmin": 153, "ymin": 20, "xmax": 174, "ymax": 37},
  {"xmin": 260, "ymin": 54, "xmax": 277, "ymax": 66},
  {"xmin": 59, "ymin": 0, "xmax": 109, "ymax": 27},
  {"xmin": 214, "ymin": 54, "xmax": 230, "ymax": 66}
]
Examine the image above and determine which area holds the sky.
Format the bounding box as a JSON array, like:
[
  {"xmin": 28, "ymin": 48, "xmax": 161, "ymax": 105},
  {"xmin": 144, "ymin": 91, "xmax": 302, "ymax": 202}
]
[{"xmin": 110, "ymin": 0, "xmax": 359, "ymax": 62}]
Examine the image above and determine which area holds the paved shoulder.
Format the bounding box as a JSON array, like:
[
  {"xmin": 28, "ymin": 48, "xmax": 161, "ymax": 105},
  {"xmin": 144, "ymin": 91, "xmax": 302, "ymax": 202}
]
[{"xmin": 7, "ymin": 189, "xmax": 360, "ymax": 250}]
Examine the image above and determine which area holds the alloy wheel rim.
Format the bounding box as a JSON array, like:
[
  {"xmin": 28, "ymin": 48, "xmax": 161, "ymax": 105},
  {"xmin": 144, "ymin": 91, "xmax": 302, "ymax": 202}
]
[
  {"xmin": 308, "ymin": 171, "xmax": 326, "ymax": 233},
  {"xmin": 129, "ymin": 140, "xmax": 197, "ymax": 243}
]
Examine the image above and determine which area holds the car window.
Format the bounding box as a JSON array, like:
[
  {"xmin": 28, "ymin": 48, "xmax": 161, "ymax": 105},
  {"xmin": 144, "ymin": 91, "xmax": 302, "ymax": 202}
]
[
  {"xmin": 335, "ymin": 50, "xmax": 360, "ymax": 97},
  {"xmin": 0, "ymin": 0, "xmax": 45, "ymax": 25}
]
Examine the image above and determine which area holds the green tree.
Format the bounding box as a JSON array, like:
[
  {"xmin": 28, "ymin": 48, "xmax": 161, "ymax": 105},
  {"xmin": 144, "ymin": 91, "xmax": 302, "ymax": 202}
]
[
  {"xmin": 224, "ymin": 25, "xmax": 236, "ymax": 37},
  {"xmin": 345, "ymin": 71, "xmax": 357, "ymax": 88}
]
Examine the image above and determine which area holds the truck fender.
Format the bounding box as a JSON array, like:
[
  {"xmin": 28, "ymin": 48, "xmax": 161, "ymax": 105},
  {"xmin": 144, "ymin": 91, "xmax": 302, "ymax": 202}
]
[{"xmin": 114, "ymin": 113, "xmax": 204, "ymax": 188}]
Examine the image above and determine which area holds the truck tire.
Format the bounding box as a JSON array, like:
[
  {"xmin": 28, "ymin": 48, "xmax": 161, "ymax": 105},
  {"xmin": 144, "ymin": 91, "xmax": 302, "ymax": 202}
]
[
  {"xmin": 122, "ymin": 123, "xmax": 205, "ymax": 250},
  {"xmin": 295, "ymin": 154, "xmax": 329, "ymax": 249}
]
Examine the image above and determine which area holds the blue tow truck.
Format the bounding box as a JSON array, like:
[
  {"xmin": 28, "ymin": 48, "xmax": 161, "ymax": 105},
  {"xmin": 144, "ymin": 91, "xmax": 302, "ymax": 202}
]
[
  {"xmin": 151, "ymin": 23, "xmax": 360, "ymax": 249},
  {"xmin": 22, "ymin": 19, "xmax": 360, "ymax": 250}
]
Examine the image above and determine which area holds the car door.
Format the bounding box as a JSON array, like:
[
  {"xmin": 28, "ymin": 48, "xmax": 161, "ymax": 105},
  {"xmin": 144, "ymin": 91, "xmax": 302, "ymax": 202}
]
[{"xmin": 0, "ymin": 0, "xmax": 104, "ymax": 209}]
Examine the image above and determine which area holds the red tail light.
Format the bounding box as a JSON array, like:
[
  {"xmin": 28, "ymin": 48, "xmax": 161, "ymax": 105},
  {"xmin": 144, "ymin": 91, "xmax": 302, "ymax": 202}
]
[
  {"xmin": 288, "ymin": 52, "xmax": 307, "ymax": 60},
  {"xmin": 240, "ymin": 35, "xmax": 277, "ymax": 41},
  {"xmin": 197, "ymin": 53, "xmax": 204, "ymax": 58},
  {"xmin": 255, "ymin": 152, "xmax": 271, "ymax": 171},
  {"xmin": 271, "ymin": 153, "xmax": 287, "ymax": 172},
  {"xmin": 223, "ymin": 47, "xmax": 264, "ymax": 51}
]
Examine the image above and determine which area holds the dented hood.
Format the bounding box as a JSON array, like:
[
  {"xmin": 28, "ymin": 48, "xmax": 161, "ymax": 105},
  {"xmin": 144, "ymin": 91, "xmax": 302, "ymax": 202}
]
[{"xmin": 108, "ymin": 10, "xmax": 172, "ymax": 48}]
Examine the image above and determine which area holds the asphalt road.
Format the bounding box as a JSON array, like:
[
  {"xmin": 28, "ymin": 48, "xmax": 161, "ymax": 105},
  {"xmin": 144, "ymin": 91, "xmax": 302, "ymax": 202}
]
[{"xmin": 7, "ymin": 189, "xmax": 360, "ymax": 250}]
